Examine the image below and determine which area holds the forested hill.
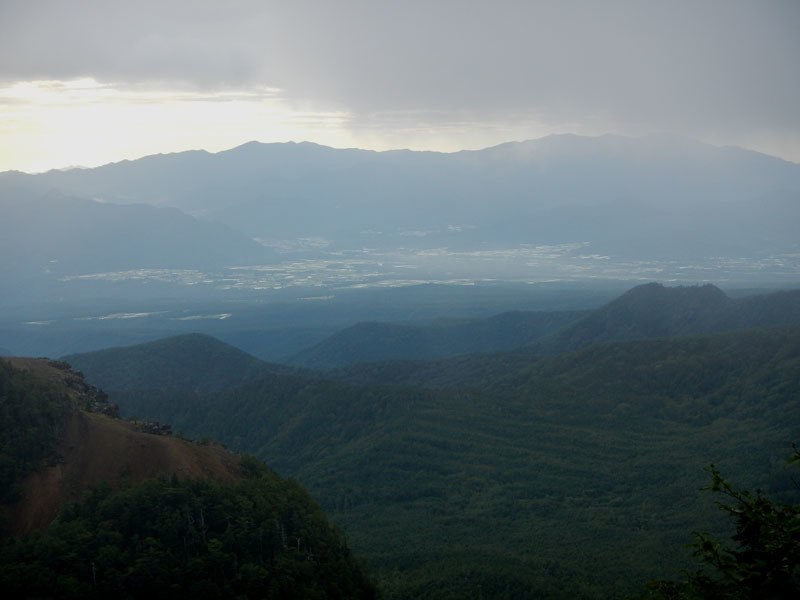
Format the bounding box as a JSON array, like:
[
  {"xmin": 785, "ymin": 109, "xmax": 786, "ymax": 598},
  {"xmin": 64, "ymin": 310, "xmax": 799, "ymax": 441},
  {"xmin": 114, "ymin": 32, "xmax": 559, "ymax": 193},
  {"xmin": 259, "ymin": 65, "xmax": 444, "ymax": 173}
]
[
  {"xmin": 287, "ymin": 309, "xmax": 586, "ymax": 368},
  {"xmin": 82, "ymin": 324, "xmax": 800, "ymax": 599},
  {"xmin": 0, "ymin": 357, "xmax": 378, "ymax": 599},
  {"xmin": 62, "ymin": 333, "xmax": 296, "ymax": 393},
  {"xmin": 530, "ymin": 283, "xmax": 800, "ymax": 355}
]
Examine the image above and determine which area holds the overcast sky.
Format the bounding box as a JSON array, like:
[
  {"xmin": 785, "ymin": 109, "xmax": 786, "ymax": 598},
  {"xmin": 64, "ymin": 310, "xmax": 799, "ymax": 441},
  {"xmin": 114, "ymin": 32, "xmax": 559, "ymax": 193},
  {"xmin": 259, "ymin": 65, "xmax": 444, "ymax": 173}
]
[{"xmin": 1, "ymin": 0, "xmax": 798, "ymax": 172}]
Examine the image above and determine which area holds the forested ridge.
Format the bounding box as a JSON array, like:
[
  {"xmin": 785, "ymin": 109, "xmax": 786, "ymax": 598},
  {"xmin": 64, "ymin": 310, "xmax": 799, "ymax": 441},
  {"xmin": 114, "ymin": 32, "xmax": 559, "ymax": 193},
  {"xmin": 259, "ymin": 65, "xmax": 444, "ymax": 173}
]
[
  {"xmin": 527, "ymin": 284, "xmax": 800, "ymax": 356},
  {"xmin": 67, "ymin": 323, "xmax": 800, "ymax": 598},
  {"xmin": 0, "ymin": 469, "xmax": 378, "ymax": 599},
  {"xmin": 270, "ymin": 284, "xmax": 800, "ymax": 370},
  {"xmin": 56, "ymin": 283, "xmax": 800, "ymax": 598},
  {"xmin": 286, "ymin": 309, "xmax": 587, "ymax": 368}
]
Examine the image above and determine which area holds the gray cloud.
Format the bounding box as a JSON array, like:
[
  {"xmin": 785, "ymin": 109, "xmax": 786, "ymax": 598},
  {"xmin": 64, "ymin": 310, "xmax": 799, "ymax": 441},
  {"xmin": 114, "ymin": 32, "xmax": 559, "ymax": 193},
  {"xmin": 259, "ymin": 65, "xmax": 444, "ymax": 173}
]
[{"xmin": 2, "ymin": 0, "xmax": 798, "ymax": 157}]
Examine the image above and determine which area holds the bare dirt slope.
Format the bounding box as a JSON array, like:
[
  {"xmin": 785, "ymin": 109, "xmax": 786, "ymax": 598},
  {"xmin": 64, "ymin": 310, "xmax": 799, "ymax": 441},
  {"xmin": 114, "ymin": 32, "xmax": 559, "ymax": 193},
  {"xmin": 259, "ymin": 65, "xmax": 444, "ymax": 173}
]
[{"xmin": 3, "ymin": 358, "xmax": 244, "ymax": 538}]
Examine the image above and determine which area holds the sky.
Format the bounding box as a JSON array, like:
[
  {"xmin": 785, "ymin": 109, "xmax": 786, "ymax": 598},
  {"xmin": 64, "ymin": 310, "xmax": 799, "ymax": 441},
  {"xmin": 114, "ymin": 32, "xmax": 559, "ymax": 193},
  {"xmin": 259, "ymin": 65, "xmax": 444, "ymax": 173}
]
[{"xmin": 1, "ymin": 0, "xmax": 799, "ymax": 173}]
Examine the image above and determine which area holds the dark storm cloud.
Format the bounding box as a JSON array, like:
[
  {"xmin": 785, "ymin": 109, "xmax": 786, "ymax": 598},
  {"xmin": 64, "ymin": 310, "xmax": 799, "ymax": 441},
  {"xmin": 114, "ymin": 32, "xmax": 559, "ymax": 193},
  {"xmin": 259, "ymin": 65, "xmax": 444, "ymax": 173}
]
[{"xmin": 2, "ymin": 0, "xmax": 798, "ymax": 148}]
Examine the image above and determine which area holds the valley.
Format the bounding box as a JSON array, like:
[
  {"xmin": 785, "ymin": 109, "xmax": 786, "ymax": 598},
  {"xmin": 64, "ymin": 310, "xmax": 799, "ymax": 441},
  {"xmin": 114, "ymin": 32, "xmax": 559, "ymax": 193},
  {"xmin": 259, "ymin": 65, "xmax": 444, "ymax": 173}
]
[{"xmin": 55, "ymin": 283, "xmax": 800, "ymax": 599}]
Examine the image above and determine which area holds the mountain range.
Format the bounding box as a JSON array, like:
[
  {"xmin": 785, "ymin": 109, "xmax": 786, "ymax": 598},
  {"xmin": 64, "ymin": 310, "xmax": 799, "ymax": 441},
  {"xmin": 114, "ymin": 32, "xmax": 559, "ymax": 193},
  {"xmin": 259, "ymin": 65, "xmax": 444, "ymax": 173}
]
[{"xmin": 2, "ymin": 134, "xmax": 799, "ymax": 306}]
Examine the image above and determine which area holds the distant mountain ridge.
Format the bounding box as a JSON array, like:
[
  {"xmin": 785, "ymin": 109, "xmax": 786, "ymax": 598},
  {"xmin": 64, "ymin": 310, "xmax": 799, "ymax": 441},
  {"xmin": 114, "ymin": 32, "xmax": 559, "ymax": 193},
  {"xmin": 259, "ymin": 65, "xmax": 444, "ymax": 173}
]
[
  {"xmin": 287, "ymin": 309, "xmax": 587, "ymax": 368},
  {"xmin": 533, "ymin": 283, "xmax": 800, "ymax": 355},
  {"xmin": 284, "ymin": 283, "xmax": 800, "ymax": 370},
  {"xmin": 322, "ymin": 283, "xmax": 800, "ymax": 387},
  {"xmin": 0, "ymin": 188, "xmax": 276, "ymax": 305},
  {"xmin": 2, "ymin": 134, "xmax": 798, "ymax": 286},
  {"xmin": 64, "ymin": 283, "xmax": 800, "ymax": 383}
]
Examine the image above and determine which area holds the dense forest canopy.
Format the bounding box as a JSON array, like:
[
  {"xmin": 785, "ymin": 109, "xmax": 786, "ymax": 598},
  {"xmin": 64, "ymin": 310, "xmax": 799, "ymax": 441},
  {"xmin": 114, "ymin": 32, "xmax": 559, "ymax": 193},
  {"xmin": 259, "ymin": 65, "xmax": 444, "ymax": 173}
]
[
  {"xmin": 0, "ymin": 359, "xmax": 71, "ymax": 507},
  {"xmin": 636, "ymin": 454, "xmax": 800, "ymax": 599},
  {"xmin": 0, "ymin": 469, "xmax": 378, "ymax": 599},
  {"xmin": 69, "ymin": 323, "xmax": 800, "ymax": 598}
]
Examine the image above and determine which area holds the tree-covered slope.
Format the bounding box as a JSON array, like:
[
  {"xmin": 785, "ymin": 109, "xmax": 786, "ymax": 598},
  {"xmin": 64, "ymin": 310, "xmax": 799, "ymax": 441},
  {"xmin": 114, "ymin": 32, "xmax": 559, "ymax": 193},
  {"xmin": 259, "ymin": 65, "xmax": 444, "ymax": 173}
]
[
  {"xmin": 0, "ymin": 358, "xmax": 378, "ymax": 599},
  {"xmin": 319, "ymin": 284, "xmax": 800, "ymax": 389},
  {"xmin": 101, "ymin": 325, "xmax": 800, "ymax": 599},
  {"xmin": 632, "ymin": 456, "xmax": 800, "ymax": 599},
  {"xmin": 63, "ymin": 333, "xmax": 290, "ymax": 393},
  {"xmin": 0, "ymin": 471, "xmax": 378, "ymax": 599},
  {"xmin": 283, "ymin": 284, "xmax": 800, "ymax": 370},
  {"xmin": 730, "ymin": 287, "xmax": 800, "ymax": 329},
  {"xmin": 287, "ymin": 310, "xmax": 586, "ymax": 368},
  {"xmin": 532, "ymin": 283, "xmax": 800, "ymax": 355},
  {"xmin": 0, "ymin": 359, "xmax": 72, "ymax": 506}
]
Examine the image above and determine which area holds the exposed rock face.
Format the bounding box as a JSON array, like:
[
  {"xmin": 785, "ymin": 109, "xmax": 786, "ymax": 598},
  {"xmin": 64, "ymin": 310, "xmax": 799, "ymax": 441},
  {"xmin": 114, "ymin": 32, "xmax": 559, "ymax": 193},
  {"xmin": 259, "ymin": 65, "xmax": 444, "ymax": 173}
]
[
  {"xmin": 1, "ymin": 358, "xmax": 244, "ymax": 539},
  {"xmin": 42, "ymin": 359, "xmax": 120, "ymax": 417},
  {"xmin": 5, "ymin": 357, "xmax": 179, "ymax": 437},
  {"xmin": 129, "ymin": 419, "xmax": 173, "ymax": 436}
]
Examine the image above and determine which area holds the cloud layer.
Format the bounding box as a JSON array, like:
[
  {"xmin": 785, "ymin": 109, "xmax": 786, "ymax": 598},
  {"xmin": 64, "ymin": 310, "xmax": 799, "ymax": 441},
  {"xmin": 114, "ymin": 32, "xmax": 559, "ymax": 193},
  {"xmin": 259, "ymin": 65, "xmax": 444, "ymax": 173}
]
[{"xmin": 2, "ymin": 0, "xmax": 799, "ymax": 160}]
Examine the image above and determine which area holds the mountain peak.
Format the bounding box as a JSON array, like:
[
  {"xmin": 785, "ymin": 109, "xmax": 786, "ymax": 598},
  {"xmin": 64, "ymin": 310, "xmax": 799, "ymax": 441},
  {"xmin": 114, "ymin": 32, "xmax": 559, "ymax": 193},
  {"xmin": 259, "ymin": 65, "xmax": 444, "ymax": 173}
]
[
  {"xmin": 539, "ymin": 283, "xmax": 733, "ymax": 353},
  {"xmin": 617, "ymin": 282, "xmax": 729, "ymax": 304},
  {"xmin": 598, "ymin": 282, "xmax": 731, "ymax": 329}
]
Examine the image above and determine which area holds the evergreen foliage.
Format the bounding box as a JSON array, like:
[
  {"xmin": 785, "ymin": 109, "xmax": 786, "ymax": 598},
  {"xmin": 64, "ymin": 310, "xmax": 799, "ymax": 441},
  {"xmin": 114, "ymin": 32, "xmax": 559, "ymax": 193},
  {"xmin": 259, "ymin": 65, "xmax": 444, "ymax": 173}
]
[
  {"xmin": 528, "ymin": 284, "xmax": 800, "ymax": 356},
  {"xmin": 97, "ymin": 326, "xmax": 800, "ymax": 598},
  {"xmin": 0, "ymin": 359, "xmax": 71, "ymax": 505},
  {"xmin": 0, "ymin": 464, "xmax": 378, "ymax": 599},
  {"xmin": 636, "ymin": 450, "xmax": 800, "ymax": 599}
]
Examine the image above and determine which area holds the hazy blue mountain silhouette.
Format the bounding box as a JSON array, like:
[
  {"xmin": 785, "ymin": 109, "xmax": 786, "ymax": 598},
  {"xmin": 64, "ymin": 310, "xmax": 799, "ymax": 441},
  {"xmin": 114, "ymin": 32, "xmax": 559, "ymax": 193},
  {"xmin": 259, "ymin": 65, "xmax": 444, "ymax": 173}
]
[
  {"xmin": 0, "ymin": 189, "xmax": 274, "ymax": 279},
  {"xmin": 3, "ymin": 134, "xmax": 798, "ymax": 261}
]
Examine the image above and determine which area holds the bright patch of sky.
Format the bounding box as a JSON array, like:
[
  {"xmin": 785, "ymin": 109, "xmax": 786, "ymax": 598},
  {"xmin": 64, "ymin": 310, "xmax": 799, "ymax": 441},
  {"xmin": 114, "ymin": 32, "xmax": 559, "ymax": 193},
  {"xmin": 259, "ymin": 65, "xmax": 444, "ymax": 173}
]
[
  {"xmin": 0, "ymin": 78, "xmax": 353, "ymax": 172},
  {"xmin": 0, "ymin": 76, "xmax": 586, "ymax": 173}
]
